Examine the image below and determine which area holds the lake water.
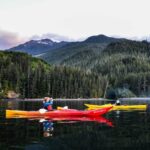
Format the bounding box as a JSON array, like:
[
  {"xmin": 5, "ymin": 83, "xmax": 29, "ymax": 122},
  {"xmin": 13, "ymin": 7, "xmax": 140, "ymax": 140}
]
[{"xmin": 1, "ymin": 99, "xmax": 150, "ymax": 150}]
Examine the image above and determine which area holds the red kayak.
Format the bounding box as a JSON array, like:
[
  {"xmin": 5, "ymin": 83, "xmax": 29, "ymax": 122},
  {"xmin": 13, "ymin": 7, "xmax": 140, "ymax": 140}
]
[{"xmin": 6, "ymin": 106, "xmax": 112, "ymax": 118}]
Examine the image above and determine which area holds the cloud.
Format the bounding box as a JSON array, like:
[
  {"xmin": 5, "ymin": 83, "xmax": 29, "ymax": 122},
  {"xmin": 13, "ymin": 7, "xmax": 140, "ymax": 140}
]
[
  {"xmin": 0, "ymin": 30, "xmax": 27, "ymax": 50},
  {"xmin": 0, "ymin": 30, "xmax": 81, "ymax": 50},
  {"xmin": 1, "ymin": 28, "xmax": 149, "ymax": 50},
  {"xmin": 30, "ymin": 33, "xmax": 77, "ymax": 42}
]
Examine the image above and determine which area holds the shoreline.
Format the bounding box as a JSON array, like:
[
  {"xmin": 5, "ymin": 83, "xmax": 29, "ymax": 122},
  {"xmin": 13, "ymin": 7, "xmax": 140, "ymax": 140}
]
[
  {"xmin": 3, "ymin": 98, "xmax": 109, "ymax": 101},
  {"xmin": 3, "ymin": 97, "xmax": 150, "ymax": 102}
]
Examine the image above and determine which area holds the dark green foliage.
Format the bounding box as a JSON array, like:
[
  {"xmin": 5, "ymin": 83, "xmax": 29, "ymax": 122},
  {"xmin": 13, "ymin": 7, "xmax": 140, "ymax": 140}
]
[
  {"xmin": 106, "ymin": 88, "xmax": 136, "ymax": 99},
  {"xmin": 103, "ymin": 39, "xmax": 150, "ymax": 54},
  {"xmin": 40, "ymin": 42, "xmax": 107, "ymax": 65},
  {"xmin": 0, "ymin": 51, "xmax": 106, "ymax": 98},
  {"xmin": 39, "ymin": 35, "xmax": 123, "ymax": 68},
  {"xmin": 91, "ymin": 40, "xmax": 150, "ymax": 97}
]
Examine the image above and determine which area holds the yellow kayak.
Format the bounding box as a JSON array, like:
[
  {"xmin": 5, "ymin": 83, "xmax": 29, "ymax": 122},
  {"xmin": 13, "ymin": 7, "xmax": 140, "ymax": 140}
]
[{"xmin": 85, "ymin": 103, "xmax": 147, "ymax": 111}]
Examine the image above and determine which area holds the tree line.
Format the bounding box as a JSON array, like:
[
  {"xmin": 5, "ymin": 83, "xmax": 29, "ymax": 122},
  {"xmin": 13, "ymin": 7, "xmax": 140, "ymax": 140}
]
[{"xmin": 0, "ymin": 51, "xmax": 107, "ymax": 98}]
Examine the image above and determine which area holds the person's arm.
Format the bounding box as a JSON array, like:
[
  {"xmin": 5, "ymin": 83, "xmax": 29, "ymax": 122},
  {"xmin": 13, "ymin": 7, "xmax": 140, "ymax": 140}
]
[{"xmin": 49, "ymin": 100, "xmax": 53, "ymax": 105}]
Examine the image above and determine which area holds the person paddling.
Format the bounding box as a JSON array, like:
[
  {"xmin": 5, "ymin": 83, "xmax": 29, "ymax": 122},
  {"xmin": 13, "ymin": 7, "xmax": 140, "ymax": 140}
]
[{"xmin": 43, "ymin": 97, "xmax": 53, "ymax": 111}]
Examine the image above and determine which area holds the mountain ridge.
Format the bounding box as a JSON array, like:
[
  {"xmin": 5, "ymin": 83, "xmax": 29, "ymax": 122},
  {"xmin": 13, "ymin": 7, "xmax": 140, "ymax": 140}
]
[
  {"xmin": 7, "ymin": 38, "xmax": 68, "ymax": 55},
  {"xmin": 84, "ymin": 34, "xmax": 122, "ymax": 43},
  {"xmin": 6, "ymin": 34, "xmax": 123, "ymax": 56},
  {"xmin": 39, "ymin": 34, "xmax": 123, "ymax": 64}
]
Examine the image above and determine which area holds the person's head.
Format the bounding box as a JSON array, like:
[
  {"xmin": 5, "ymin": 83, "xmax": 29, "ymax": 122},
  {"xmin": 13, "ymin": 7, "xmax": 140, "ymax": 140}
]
[
  {"xmin": 44, "ymin": 97, "xmax": 50, "ymax": 102},
  {"xmin": 44, "ymin": 97, "xmax": 53, "ymax": 102},
  {"xmin": 116, "ymin": 100, "xmax": 120, "ymax": 104}
]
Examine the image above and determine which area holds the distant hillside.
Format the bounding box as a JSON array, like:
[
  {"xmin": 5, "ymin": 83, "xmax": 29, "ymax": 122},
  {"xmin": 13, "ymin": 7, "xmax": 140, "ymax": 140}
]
[
  {"xmin": 41, "ymin": 42, "xmax": 107, "ymax": 65},
  {"xmin": 103, "ymin": 39, "xmax": 150, "ymax": 54},
  {"xmin": 7, "ymin": 39, "xmax": 68, "ymax": 55},
  {"xmin": 40, "ymin": 34, "xmax": 122, "ymax": 65},
  {"xmin": 59, "ymin": 39, "xmax": 150, "ymax": 71},
  {"xmin": 90, "ymin": 40, "xmax": 150, "ymax": 96},
  {"xmin": 41, "ymin": 38, "xmax": 150, "ymax": 97},
  {"xmin": 77, "ymin": 39, "xmax": 150, "ymax": 74}
]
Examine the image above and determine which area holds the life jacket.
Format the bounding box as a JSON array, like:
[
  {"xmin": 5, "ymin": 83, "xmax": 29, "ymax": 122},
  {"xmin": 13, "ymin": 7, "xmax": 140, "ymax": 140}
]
[{"xmin": 43, "ymin": 100, "xmax": 53, "ymax": 111}]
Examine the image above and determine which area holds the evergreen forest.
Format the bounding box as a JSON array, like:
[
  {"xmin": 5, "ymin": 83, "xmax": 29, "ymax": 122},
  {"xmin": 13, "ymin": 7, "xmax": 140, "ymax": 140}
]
[{"xmin": 1, "ymin": 38, "xmax": 150, "ymax": 99}]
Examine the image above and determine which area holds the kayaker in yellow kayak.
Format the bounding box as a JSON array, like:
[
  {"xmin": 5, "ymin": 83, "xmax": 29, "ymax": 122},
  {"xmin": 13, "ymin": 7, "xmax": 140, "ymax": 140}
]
[{"xmin": 43, "ymin": 97, "xmax": 53, "ymax": 111}]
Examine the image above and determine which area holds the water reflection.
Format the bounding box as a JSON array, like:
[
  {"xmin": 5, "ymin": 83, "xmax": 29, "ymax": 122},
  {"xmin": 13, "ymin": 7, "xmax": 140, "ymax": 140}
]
[
  {"xmin": 40, "ymin": 119, "xmax": 54, "ymax": 137},
  {"xmin": 1, "ymin": 99, "xmax": 150, "ymax": 150},
  {"xmin": 0, "ymin": 116, "xmax": 113, "ymax": 149},
  {"xmin": 27, "ymin": 116, "xmax": 113, "ymax": 138},
  {"xmin": 38, "ymin": 116, "xmax": 113, "ymax": 138}
]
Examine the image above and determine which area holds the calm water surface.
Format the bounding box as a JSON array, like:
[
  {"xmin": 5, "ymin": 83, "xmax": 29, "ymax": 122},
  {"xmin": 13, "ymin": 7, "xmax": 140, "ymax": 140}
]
[{"xmin": 0, "ymin": 99, "xmax": 150, "ymax": 150}]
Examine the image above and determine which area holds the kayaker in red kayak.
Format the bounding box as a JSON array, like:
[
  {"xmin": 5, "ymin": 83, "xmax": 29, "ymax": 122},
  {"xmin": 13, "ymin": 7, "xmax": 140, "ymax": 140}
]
[{"xmin": 43, "ymin": 97, "xmax": 53, "ymax": 111}]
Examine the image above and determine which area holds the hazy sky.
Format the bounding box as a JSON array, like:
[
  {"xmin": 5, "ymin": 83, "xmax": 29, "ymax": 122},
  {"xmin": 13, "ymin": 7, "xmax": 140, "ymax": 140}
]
[{"xmin": 0, "ymin": 0, "xmax": 150, "ymax": 49}]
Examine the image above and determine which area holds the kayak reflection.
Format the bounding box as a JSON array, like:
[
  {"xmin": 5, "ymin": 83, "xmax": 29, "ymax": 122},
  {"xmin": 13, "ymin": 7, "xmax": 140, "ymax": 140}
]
[
  {"xmin": 37, "ymin": 116, "xmax": 113, "ymax": 137},
  {"xmin": 40, "ymin": 116, "xmax": 113, "ymax": 137},
  {"xmin": 6, "ymin": 114, "xmax": 113, "ymax": 138},
  {"xmin": 49, "ymin": 116, "xmax": 113, "ymax": 127},
  {"xmin": 36, "ymin": 115, "xmax": 114, "ymax": 138}
]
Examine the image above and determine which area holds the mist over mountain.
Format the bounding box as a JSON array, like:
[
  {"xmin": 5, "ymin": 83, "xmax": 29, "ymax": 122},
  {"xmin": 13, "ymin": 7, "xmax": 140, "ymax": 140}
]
[{"xmin": 7, "ymin": 38, "xmax": 68, "ymax": 55}]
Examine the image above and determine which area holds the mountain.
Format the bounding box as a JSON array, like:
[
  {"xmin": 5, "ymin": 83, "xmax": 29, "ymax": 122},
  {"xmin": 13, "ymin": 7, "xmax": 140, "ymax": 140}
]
[
  {"xmin": 7, "ymin": 39, "xmax": 68, "ymax": 55},
  {"xmin": 39, "ymin": 42, "xmax": 107, "ymax": 65},
  {"xmin": 39, "ymin": 34, "xmax": 122, "ymax": 65},
  {"xmin": 7, "ymin": 34, "xmax": 122, "ymax": 60},
  {"xmin": 84, "ymin": 34, "xmax": 121, "ymax": 43}
]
